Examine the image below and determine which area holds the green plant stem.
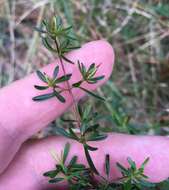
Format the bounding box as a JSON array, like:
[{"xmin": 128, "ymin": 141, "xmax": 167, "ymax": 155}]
[{"xmin": 54, "ymin": 38, "xmax": 81, "ymax": 129}]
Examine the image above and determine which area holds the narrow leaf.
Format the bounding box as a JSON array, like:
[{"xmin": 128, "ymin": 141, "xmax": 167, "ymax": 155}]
[
  {"xmin": 88, "ymin": 75, "xmax": 105, "ymax": 83},
  {"xmin": 43, "ymin": 169, "xmax": 59, "ymax": 178},
  {"xmin": 56, "ymin": 74, "xmax": 72, "ymax": 83},
  {"xmin": 116, "ymin": 162, "xmax": 128, "ymax": 174},
  {"xmin": 63, "ymin": 142, "xmax": 70, "ymax": 164},
  {"xmin": 85, "ymin": 144, "xmax": 98, "ymax": 151},
  {"xmin": 42, "ymin": 37, "xmax": 56, "ymax": 52},
  {"xmin": 34, "ymin": 85, "xmax": 49, "ymax": 90},
  {"xmin": 127, "ymin": 157, "xmax": 136, "ymax": 170},
  {"xmin": 55, "ymin": 127, "xmax": 71, "ymax": 138},
  {"xmin": 68, "ymin": 127, "xmax": 79, "ymax": 140},
  {"xmin": 139, "ymin": 180, "xmax": 155, "ymax": 187},
  {"xmin": 49, "ymin": 177, "xmax": 64, "ymax": 184},
  {"xmin": 66, "ymin": 35, "xmax": 78, "ymax": 41},
  {"xmin": 78, "ymin": 61, "xmax": 86, "ymax": 77},
  {"xmin": 61, "ymin": 55, "xmax": 74, "ymax": 64},
  {"xmin": 141, "ymin": 157, "xmax": 150, "ymax": 169},
  {"xmin": 79, "ymin": 87, "xmax": 105, "ymax": 101},
  {"xmin": 72, "ymin": 80, "xmax": 83, "ymax": 87},
  {"xmin": 68, "ymin": 156, "xmax": 78, "ymax": 169},
  {"xmin": 56, "ymin": 16, "xmax": 62, "ymax": 28},
  {"xmin": 88, "ymin": 63, "xmax": 95, "ymax": 73},
  {"xmin": 54, "ymin": 90, "xmax": 66, "ymax": 103},
  {"xmin": 36, "ymin": 70, "xmax": 47, "ymax": 83},
  {"xmin": 62, "ymin": 25, "xmax": 73, "ymax": 32},
  {"xmin": 91, "ymin": 75, "xmax": 105, "ymax": 81},
  {"xmin": 66, "ymin": 46, "xmax": 81, "ymax": 50},
  {"xmin": 105, "ymin": 154, "xmax": 110, "ymax": 177},
  {"xmin": 87, "ymin": 134, "xmax": 107, "ymax": 141},
  {"xmin": 32, "ymin": 92, "xmax": 55, "ymax": 101},
  {"xmin": 84, "ymin": 145, "xmax": 99, "ymax": 175},
  {"xmin": 53, "ymin": 65, "xmax": 59, "ymax": 79},
  {"xmin": 77, "ymin": 103, "xmax": 83, "ymax": 118}
]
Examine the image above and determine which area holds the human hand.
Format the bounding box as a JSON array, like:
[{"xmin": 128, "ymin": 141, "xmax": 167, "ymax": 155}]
[{"xmin": 0, "ymin": 40, "xmax": 169, "ymax": 190}]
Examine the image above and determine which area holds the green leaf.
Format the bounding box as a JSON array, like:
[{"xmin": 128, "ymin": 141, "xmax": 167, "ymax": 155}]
[
  {"xmin": 88, "ymin": 63, "xmax": 95, "ymax": 73},
  {"xmin": 84, "ymin": 145, "xmax": 99, "ymax": 175},
  {"xmin": 78, "ymin": 61, "xmax": 86, "ymax": 78},
  {"xmin": 60, "ymin": 117, "xmax": 77, "ymax": 123},
  {"xmin": 68, "ymin": 156, "xmax": 78, "ymax": 169},
  {"xmin": 123, "ymin": 180, "xmax": 132, "ymax": 190},
  {"xmin": 61, "ymin": 39, "xmax": 70, "ymax": 49},
  {"xmin": 66, "ymin": 46, "xmax": 81, "ymax": 50},
  {"xmin": 88, "ymin": 75, "xmax": 105, "ymax": 83},
  {"xmin": 55, "ymin": 127, "xmax": 71, "ymax": 138},
  {"xmin": 105, "ymin": 154, "xmax": 110, "ymax": 177},
  {"xmin": 140, "ymin": 157, "xmax": 149, "ymax": 170},
  {"xmin": 41, "ymin": 19, "xmax": 47, "ymax": 27},
  {"xmin": 79, "ymin": 87, "xmax": 105, "ymax": 101},
  {"xmin": 61, "ymin": 55, "xmax": 74, "ymax": 64},
  {"xmin": 42, "ymin": 37, "xmax": 56, "ymax": 52},
  {"xmin": 85, "ymin": 144, "xmax": 98, "ymax": 151},
  {"xmin": 116, "ymin": 162, "xmax": 128, "ymax": 174},
  {"xmin": 87, "ymin": 134, "xmax": 107, "ymax": 141},
  {"xmin": 36, "ymin": 70, "xmax": 47, "ymax": 83},
  {"xmin": 80, "ymin": 124, "xmax": 89, "ymax": 135},
  {"xmin": 34, "ymin": 85, "xmax": 49, "ymax": 90},
  {"xmin": 54, "ymin": 90, "xmax": 66, "ymax": 103},
  {"xmin": 77, "ymin": 103, "xmax": 83, "ymax": 118},
  {"xmin": 43, "ymin": 169, "xmax": 59, "ymax": 178},
  {"xmin": 62, "ymin": 25, "xmax": 73, "ymax": 32},
  {"xmin": 72, "ymin": 80, "xmax": 83, "ymax": 87},
  {"xmin": 139, "ymin": 180, "xmax": 155, "ymax": 187},
  {"xmin": 32, "ymin": 92, "xmax": 55, "ymax": 101},
  {"xmin": 63, "ymin": 142, "xmax": 70, "ymax": 164},
  {"xmin": 56, "ymin": 16, "xmax": 62, "ymax": 28},
  {"xmin": 68, "ymin": 127, "xmax": 79, "ymax": 140},
  {"xmin": 66, "ymin": 35, "xmax": 78, "ymax": 41},
  {"xmin": 49, "ymin": 177, "xmax": 64, "ymax": 184},
  {"xmin": 153, "ymin": 4, "xmax": 169, "ymax": 17},
  {"xmin": 81, "ymin": 124, "xmax": 99, "ymax": 135},
  {"xmin": 83, "ymin": 105, "xmax": 92, "ymax": 119},
  {"xmin": 71, "ymin": 164, "xmax": 86, "ymax": 170},
  {"xmin": 127, "ymin": 157, "xmax": 136, "ymax": 170},
  {"xmin": 56, "ymin": 74, "xmax": 72, "ymax": 83},
  {"xmin": 53, "ymin": 65, "xmax": 59, "ymax": 79}
]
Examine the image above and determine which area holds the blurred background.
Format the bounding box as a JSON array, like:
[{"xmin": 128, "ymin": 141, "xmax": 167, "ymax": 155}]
[{"xmin": 0, "ymin": 0, "xmax": 169, "ymax": 136}]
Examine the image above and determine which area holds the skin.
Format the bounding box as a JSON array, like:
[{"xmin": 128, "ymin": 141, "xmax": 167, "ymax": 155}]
[{"xmin": 0, "ymin": 40, "xmax": 169, "ymax": 189}]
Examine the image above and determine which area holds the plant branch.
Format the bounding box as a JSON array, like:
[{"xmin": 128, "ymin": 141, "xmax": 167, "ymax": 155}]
[{"xmin": 54, "ymin": 38, "xmax": 81, "ymax": 129}]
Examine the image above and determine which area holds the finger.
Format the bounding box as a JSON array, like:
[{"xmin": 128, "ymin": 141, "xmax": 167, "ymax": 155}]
[
  {"xmin": 0, "ymin": 40, "xmax": 114, "ymax": 174},
  {"xmin": 0, "ymin": 134, "xmax": 169, "ymax": 190}
]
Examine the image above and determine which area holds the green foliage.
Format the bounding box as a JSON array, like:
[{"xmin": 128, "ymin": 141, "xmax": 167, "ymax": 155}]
[
  {"xmin": 33, "ymin": 16, "xmax": 105, "ymax": 102},
  {"xmin": 73, "ymin": 61, "xmax": 105, "ymax": 100},
  {"xmin": 35, "ymin": 16, "xmax": 80, "ymax": 64},
  {"xmin": 33, "ymin": 15, "xmax": 156, "ymax": 190},
  {"xmin": 77, "ymin": 61, "xmax": 105, "ymax": 84},
  {"xmin": 32, "ymin": 65, "xmax": 71, "ymax": 102},
  {"xmin": 116, "ymin": 157, "xmax": 155, "ymax": 190},
  {"xmin": 84, "ymin": 144, "xmax": 99, "ymax": 175},
  {"xmin": 55, "ymin": 104, "xmax": 107, "ymax": 153},
  {"xmin": 153, "ymin": 4, "xmax": 169, "ymax": 18},
  {"xmin": 105, "ymin": 154, "xmax": 110, "ymax": 177},
  {"xmin": 44, "ymin": 143, "xmax": 92, "ymax": 189}
]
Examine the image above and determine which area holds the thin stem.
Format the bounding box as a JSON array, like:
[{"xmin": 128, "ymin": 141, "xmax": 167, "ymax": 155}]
[
  {"xmin": 59, "ymin": 56, "xmax": 81, "ymax": 128},
  {"xmin": 54, "ymin": 38, "xmax": 81, "ymax": 128}
]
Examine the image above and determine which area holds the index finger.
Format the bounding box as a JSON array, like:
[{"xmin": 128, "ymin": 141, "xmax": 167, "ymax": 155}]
[{"xmin": 0, "ymin": 40, "xmax": 114, "ymax": 174}]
